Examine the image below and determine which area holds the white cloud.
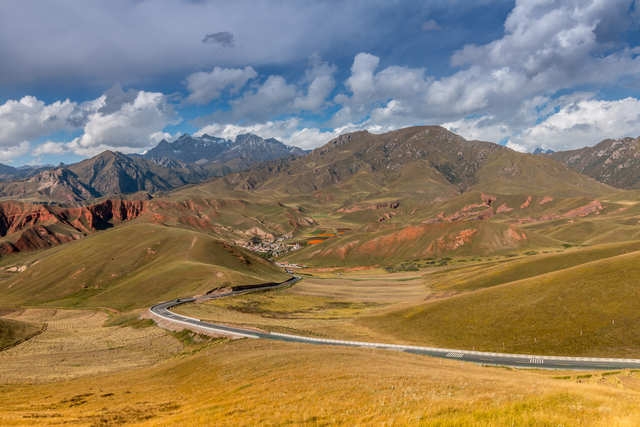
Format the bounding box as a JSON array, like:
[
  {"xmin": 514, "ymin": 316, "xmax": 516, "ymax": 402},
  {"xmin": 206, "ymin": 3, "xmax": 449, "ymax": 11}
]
[
  {"xmin": 209, "ymin": 57, "xmax": 336, "ymax": 123},
  {"xmin": 344, "ymin": 52, "xmax": 380, "ymax": 105},
  {"xmin": 228, "ymin": 76, "xmax": 298, "ymax": 121},
  {"xmin": 440, "ymin": 0, "xmax": 640, "ymax": 115},
  {"xmin": 185, "ymin": 66, "xmax": 257, "ymax": 104},
  {"xmin": 0, "ymin": 96, "xmax": 77, "ymax": 147},
  {"xmin": 509, "ymin": 97, "xmax": 640, "ymax": 151},
  {"xmin": 442, "ymin": 115, "xmax": 512, "ymax": 143},
  {"xmin": 32, "ymin": 141, "xmax": 67, "ymax": 156},
  {"xmin": 293, "ymin": 56, "xmax": 336, "ymax": 111},
  {"xmin": 333, "ymin": 53, "xmax": 430, "ymax": 126},
  {"xmin": 66, "ymin": 91, "xmax": 177, "ymax": 156},
  {"xmin": 0, "ymin": 141, "xmax": 30, "ymax": 162},
  {"xmin": 330, "ymin": 1, "xmax": 640, "ymax": 134},
  {"xmin": 195, "ymin": 118, "xmax": 394, "ymax": 150}
]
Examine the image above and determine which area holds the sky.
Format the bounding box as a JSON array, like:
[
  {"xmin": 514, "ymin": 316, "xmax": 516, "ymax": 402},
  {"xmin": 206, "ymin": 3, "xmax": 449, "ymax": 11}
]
[{"xmin": 1, "ymin": 0, "xmax": 640, "ymax": 166}]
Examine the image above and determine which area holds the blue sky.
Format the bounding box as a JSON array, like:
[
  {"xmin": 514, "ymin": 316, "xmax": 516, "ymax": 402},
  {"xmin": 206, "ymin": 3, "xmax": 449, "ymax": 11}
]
[{"xmin": 1, "ymin": 0, "xmax": 640, "ymax": 165}]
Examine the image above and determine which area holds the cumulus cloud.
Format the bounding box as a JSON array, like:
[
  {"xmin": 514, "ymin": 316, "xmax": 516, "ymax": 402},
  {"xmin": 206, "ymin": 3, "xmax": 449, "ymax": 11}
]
[
  {"xmin": 227, "ymin": 76, "xmax": 298, "ymax": 122},
  {"xmin": 207, "ymin": 56, "xmax": 336, "ymax": 123},
  {"xmin": 441, "ymin": 0, "xmax": 640, "ymax": 115},
  {"xmin": 202, "ymin": 31, "xmax": 234, "ymax": 47},
  {"xmin": 0, "ymin": 141, "xmax": 30, "ymax": 162},
  {"xmin": 0, "ymin": 85, "xmax": 181, "ymax": 160},
  {"xmin": 185, "ymin": 66, "xmax": 257, "ymax": 104},
  {"xmin": 32, "ymin": 141, "xmax": 67, "ymax": 156},
  {"xmin": 442, "ymin": 115, "xmax": 512, "ymax": 144},
  {"xmin": 509, "ymin": 97, "xmax": 640, "ymax": 151},
  {"xmin": 293, "ymin": 55, "xmax": 336, "ymax": 111},
  {"xmin": 66, "ymin": 91, "xmax": 177, "ymax": 156},
  {"xmin": 0, "ymin": 96, "xmax": 77, "ymax": 148},
  {"xmin": 195, "ymin": 118, "xmax": 394, "ymax": 150},
  {"xmin": 333, "ymin": 52, "xmax": 430, "ymax": 126},
  {"xmin": 327, "ymin": 1, "xmax": 640, "ymax": 146}
]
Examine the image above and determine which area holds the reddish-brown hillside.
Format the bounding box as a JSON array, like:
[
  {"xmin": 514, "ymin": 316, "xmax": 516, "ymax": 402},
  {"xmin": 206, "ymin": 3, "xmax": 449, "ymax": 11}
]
[{"xmin": 0, "ymin": 199, "xmax": 146, "ymax": 254}]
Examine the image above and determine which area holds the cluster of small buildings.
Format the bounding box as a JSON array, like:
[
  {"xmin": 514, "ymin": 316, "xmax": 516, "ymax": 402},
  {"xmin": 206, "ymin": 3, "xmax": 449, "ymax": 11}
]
[{"xmin": 240, "ymin": 235, "xmax": 302, "ymax": 257}]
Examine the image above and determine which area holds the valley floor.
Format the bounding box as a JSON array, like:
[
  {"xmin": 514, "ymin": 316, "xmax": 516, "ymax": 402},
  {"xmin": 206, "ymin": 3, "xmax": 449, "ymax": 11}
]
[{"xmin": 3, "ymin": 243, "xmax": 640, "ymax": 425}]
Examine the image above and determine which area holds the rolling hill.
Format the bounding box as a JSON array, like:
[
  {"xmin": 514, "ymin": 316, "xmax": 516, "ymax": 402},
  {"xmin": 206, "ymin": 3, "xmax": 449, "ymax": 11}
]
[
  {"xmin": 212, "ymin": 126, "xmax": 609, "ymax": 198},
  {"xmin": 0, "ymin": 222, "xmax": 288, "ymax": 311},
  {"xmin": 362, "ymin": 246, "xmax": 640, "ymax": 357},
  {"xmin": 178, "ymin": 126, "xmax": 614, "ymax": 265}
]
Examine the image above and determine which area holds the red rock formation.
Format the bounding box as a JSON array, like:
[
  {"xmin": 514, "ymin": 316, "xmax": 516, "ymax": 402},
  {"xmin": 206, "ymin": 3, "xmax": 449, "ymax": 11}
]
[
  {"xmin": 520, "ymin": 196, "xmax": 532, "ymax": 209},
  {"xmin": 516, "ymin": 200, "xmax": 603, "ymax": 224},
  {"xmin": 0, "ymin": 202, "xmax": 58, "ymax": 236},
  {"xmin": 426, "ymin": 228, "xmax": 478, "ymax": 254},
  {"xmin": 425, "ymin": 194, "xmax": 497, "ymax": 224},
  {"xmin": 506, "ymin": 226, "xmax": 527, "ymax": 242},
  {"xmin": 561, "ymin": 200, "xmax": 603, "ymax": 218},
  {"xmin": 496, "ymin": 203, "xmax": 514, "ymax": 214},
  {"xmin": 0, "ymin": 199, "xmax": 147, "ymax": 255},
  {"xmin": 539, "ymin": 196, "xmax": 554, "ymax": 205}
]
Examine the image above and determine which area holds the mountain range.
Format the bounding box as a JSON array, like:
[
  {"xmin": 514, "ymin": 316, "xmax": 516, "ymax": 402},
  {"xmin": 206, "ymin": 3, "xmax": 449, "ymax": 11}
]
[
  {"xmin": 0, "ymin": 133, "xmax": 306, "ymax": 204},
  {"xmin": 0, "ymin": 125, "xmax": 639, "ymax": 263}
]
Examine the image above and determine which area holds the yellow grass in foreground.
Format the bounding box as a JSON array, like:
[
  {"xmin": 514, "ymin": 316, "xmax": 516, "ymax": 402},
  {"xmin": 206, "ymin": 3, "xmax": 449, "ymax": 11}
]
[
  {"xmin": 0, "ymin": 309, "xmax": 182, "ymax": 383},
  {"xmin": 1, "ymin": 337, "xmax": 640, "ymax": 426}
]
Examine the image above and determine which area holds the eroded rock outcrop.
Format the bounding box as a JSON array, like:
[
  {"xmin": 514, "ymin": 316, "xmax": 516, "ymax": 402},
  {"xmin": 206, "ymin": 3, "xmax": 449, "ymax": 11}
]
[{"xmin": 0, "ymin": 199, "xmax": 147, "ymax": 255}]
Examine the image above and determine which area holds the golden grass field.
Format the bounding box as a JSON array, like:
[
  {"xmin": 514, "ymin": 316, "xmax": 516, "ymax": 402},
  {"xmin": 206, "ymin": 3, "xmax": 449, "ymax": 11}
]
[
  {"xmin": 0, "ymin": 309, "xmax": 182, "ymax": 384},
  {"xmin": 2, "ymin": 236, "xmax": 640, "ymax": 424},
  {"xmin": 2, "ymin": 338, "xmax": 640, "ymax": 426}
]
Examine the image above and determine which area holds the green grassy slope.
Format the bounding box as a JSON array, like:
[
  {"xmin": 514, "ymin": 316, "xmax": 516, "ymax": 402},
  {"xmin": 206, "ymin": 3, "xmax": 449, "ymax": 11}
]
[
  {"xmin": 0, "ymin": 223, "xmax": 287, "ymax": 311},
  {"xmin": 363, "ymin": 249, "xmax": 640, "ymax": 357},
  {"xmin": 0, "ymin": 318, "xmax": 41, "ymax": 350},
  {"xmin": 473, "ymin": 149, "xmax": 611, "ymax": 196},
  {"xmin": 433, "ymin": 240, "xmax": 640, "ymax": 292}
]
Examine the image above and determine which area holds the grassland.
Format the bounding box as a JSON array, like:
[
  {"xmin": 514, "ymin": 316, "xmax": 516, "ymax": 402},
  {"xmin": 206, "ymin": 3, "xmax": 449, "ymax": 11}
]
[
  {"xmin": 0, "ymin": 309, "xmax": 183, "ymax": 383},
  {"xmin": 1, "ymin": 191, "xmax": 640, "ymax": 423},
  {"xmin": 0, "ymin": 222, "xmax": 287, "ymax": 311},
  {"xmin": 427, "ymin": 240, "xmax": 640, "ymax": 292},
  {"xmin": 172, "ymin": 241, "xmax": 640, "ymax": 359},
  {"xmin": 362, "ymin": 249, "xmax": 640, "ymax": 357},
  {"xmin": 0, "ymin": 317, "xmax": 41, "ymax": 351},
  {"xmin": 1, "ymin": 338, "xmax": 640, "ymax": 425},
  {"xmin": 173, "ymin": 273, "xmax": 423, "ymax": 340},
  {"xmin": 1, "ymin": 240, "xmax": 640, "ymax": 424}
]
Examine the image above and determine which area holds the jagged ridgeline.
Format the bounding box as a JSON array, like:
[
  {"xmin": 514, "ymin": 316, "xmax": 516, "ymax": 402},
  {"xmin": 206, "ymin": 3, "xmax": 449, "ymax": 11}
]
[
  {"xmin": 547, "ymin": 137, "xmax": 640, "ymax": 189},
  {"xmin": 0, "ymin": 133, "xmax": 307, "ymax": 204},
  {"xmin": 0, "ymin": 126, "xmax": 630, "ymax": 264}
]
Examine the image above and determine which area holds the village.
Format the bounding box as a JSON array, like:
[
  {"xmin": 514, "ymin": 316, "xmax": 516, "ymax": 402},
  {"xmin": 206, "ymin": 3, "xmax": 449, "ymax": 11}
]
[{"xmin": 238, "ymin": 234, "xmax": 303, "ymax": 258}]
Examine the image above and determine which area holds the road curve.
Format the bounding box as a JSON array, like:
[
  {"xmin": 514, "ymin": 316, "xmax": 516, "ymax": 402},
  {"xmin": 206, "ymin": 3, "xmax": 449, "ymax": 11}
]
[{"xmin": 150, "ymin": 277, "xmax": 640, "ymax": 370}]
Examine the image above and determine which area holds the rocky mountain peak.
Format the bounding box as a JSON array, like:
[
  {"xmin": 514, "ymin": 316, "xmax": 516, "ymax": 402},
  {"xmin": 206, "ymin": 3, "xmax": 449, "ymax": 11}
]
[{"xmin": 548, "ymin": 136, "xmax": 640, "ymax": 189}]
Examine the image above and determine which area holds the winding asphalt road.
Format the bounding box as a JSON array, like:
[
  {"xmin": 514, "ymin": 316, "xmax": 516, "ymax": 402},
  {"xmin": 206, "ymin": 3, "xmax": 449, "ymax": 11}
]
[{"xmin": 149, "ymin": 277, "xmax": 640, "ymax": 370}]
